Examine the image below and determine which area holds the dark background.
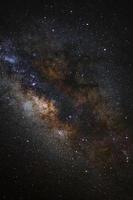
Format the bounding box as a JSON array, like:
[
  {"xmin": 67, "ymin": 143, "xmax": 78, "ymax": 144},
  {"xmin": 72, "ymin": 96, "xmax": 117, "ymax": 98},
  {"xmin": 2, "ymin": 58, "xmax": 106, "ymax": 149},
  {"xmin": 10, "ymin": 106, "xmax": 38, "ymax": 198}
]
[
  {"xmin": 0, "ymin": 1, "xmax": 133, "ymax": 200},
  {"xmin": 0, "ymin": 0, "xmax": 133, "ymax": 32}
]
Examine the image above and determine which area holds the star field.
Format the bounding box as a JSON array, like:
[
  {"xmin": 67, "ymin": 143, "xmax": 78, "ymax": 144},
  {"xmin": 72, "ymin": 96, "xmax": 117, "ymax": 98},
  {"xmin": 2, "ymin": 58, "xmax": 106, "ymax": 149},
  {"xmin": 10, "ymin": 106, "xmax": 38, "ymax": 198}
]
[{"xmin": 0, "ymin": 1, "xmax": 133, "ymax": 200}]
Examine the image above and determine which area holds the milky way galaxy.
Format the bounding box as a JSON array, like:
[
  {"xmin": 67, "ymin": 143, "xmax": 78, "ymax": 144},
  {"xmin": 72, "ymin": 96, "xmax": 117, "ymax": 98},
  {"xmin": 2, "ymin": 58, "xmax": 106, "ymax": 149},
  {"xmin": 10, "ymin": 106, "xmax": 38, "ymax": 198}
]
[{"xmin": 0, "ymin": 2, "xmax": 133, "ymax": 199}]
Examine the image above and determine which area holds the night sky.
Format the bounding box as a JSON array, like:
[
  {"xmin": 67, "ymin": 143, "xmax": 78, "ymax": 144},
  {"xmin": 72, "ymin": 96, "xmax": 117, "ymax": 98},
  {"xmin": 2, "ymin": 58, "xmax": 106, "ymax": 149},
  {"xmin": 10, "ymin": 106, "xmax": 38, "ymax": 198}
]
[{"xmin": 0, "ymin": 1, "xmax": 133, "ymax": 199}]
